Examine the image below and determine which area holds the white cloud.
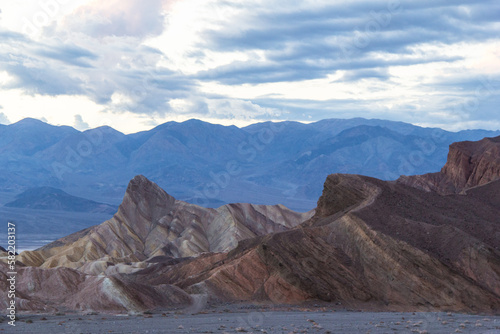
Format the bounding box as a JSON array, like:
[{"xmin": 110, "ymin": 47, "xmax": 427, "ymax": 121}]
[
  {"xmin": 206, "ymin": 98, "xmax": 283, "ymax": 120},
  {"xmin": 167, "ymin": 96, "xmax": 283, "ymax": 121},
  {"xmin": 62, "ymin": 0, "xmax": 167, "ymax": 39},
  {"xmin": 0, "ymin": 111, "xmax": 10, "ymax": 125},
  {"xmin": 74, "ymin": 114, "xmax": 90, "ymax": 130}
]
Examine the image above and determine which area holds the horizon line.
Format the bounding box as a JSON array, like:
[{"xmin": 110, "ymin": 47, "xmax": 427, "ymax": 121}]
[{"xmin": 3, "ymin": 116, "xmax": 500, "ymax": 135}]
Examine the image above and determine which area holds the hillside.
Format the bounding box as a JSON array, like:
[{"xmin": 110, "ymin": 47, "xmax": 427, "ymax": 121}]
[
  {"xmin": 18, "ymin": 175, "xmax": 313, "ymax": 273},
  {"xmin": 4, "ymin": 187, "xmax": 117, "ymax": 214}
]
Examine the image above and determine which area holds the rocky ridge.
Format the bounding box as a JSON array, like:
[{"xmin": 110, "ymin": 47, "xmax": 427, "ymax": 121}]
[
  {"xmin": 128, "ymin": 173, "xmax": 500, "ymax": 313},
  {"xmin": 17, "ymin": 175, "xmax": 313, "ymax": 274}
]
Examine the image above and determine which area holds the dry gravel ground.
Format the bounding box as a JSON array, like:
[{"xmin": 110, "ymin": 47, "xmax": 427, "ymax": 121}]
[{"xmin": 2, "ymin": 309, "xmax": 500, "ymax": 334}]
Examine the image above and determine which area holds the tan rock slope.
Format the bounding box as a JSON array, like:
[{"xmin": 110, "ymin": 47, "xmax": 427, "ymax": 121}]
[
  {"xmin": 398, "ymin": 135, "xmax": 500, "ymax": 194},
  {"xmin": 18, "ymin": 175, "xmax": 313, "ymax": 273},
  {"xmin": 0, "ymin": 262, "xmax": 190, "ymax": 313}
]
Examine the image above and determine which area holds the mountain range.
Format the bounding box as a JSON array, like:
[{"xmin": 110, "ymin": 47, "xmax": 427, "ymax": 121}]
[
  {"xmin": 2, "ymin": 135, "xmax": 499, "ymax": 314},
  {"xmin": 1, "ymin": 117, "xmax": 500, "ymax": 212},
  {"xmin": 2, "ymin": 117, "xmax": 500, "ymax": 251}
]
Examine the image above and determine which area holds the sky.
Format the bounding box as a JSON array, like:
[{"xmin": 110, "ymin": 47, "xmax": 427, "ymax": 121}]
[{"xmin": 0, "ymin": 0, "xmax": 499, "ymax": 133}]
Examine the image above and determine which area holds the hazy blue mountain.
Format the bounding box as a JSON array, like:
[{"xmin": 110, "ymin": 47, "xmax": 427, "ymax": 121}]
[
  {"xmin": 5, "ymin": 187, "xmax": 117, "ymax": 214},
  {"xmin": 0, "ymin": 118, "xmax": 78, "ymax": 156},
  {"xmin": 0, "ymin": 119, "xmax": 80, "ymax": 193},
  {"xmin": 1, "ymin": 117, "xmax": 500, "ymax": 214}
]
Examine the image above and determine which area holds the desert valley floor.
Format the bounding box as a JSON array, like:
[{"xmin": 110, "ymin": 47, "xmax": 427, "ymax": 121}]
[{"xmin": 3, "ymin": 306, "xmax": 500, "ymax": 334}]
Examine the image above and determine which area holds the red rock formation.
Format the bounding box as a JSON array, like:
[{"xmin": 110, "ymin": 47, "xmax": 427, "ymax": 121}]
[
  {"xmin": 398, "ymin": 136, "xmax": 500, "ymax": 194},
  {"xmin": 129, "ymin": 173, "xmax": 500, "ymax": 313}
]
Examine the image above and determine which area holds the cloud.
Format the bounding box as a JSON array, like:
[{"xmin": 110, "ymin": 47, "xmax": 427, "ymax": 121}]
[
  {"xmin": 63, "ymin": 0, "xmax": 167, "ymax": 38},
  {"xmin": 0, "ymin": 111, "xmax": 10, "ymax": 125},
  {"xmin": 339, "ymin": 68, "xmax": 391, "ymax": 82},
  {"xmin": 206, "ymin": 98, "xmax": 283, "ymax": 120},
  {"xmin": 74, "ymin": 114, "xmax": 90, "ymax": 130},
  {"xmin": 0, "ymin": 30, "xmax": 28, "ymax": 42},
  {"xmin": 0, "ymin": 29, "xmax": 195, "ymax": 114},
  {"xmin": 169, "ymin": 97, "xmax": 209, "ymax": 115},
  {"xmin": 0, "ymin": 53, "xmax": 85, "ymax": 96},
  {"xmin": 35, "ymin": 43, "xmax": 98, "ymax": 68},
  {"xmin": 195, "ymin": 53, "xmax": 462, "ymax": 85},
  {"xmin": 167, "ymin": 96, "xmax": 283, "ymax": 121},
  {"xmin": 0, "ymin": 0, "xmax": 499, "ymax": 131},
  {"xmin": 196, "ymin": 0, "xmax": 499, "ymax": 85}
]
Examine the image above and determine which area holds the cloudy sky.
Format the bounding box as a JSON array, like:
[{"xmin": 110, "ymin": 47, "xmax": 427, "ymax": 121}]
[{"xmin": 0, "ymin": 0, "xmax": 499, "ymax": 133}]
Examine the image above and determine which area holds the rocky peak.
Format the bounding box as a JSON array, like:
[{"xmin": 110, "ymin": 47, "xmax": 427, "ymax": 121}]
[
  {"xmin": 119, "ymin": 175, "xmax": 176, "ymax": 223},
  {"xmin": 308, "ymin": 174, "xmax": 381, "ymax": 226},
  {"xmin": 398, "ymin": 136, "xmax": 500, "ymax": 194},
  {"xmin": 441, "ymin": 136, "xmax": 500, "ymax": 189},
  {"xmin": 18, "ymin": 175, "xmax": 312, "ymax": 273}
]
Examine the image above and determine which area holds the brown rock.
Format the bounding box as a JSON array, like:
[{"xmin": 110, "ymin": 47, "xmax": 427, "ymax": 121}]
[
  {"xmin": 131, "ymin": 174, "xmax": 500, "ymax": 312},
  {"xmin": 398, "ymin": 136, "xmax": 500, "ymax": 194}
]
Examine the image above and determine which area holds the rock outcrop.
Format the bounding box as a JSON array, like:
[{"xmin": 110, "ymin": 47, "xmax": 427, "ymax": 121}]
[
  {"xmin": 129, "ymin": 173, "xmax": 500, "ymax": 313},
  {"xmin": 18, "ymin": 175, "xmax": 313, "ymax": 273},
  {"xmin": 398, "ymin": 136, "xmax": 500, "ymax": 194}
]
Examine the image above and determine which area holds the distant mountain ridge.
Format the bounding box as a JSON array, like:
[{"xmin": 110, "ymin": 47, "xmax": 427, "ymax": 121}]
[
  {"xmin": 1, "ymin": 117, "xmax": 500, "ymax": 212},
  {"xmin": 4, "ymin": 186, "xmax": 117, "ymax": 214}
]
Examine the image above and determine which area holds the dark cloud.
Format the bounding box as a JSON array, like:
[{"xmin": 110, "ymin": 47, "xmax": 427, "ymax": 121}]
[
  {"xmin": 35, "ymin": 43, "xmax": 98, "ymax": 68},
  {"xmin": 197, "ymin": 0, "xmax": 500, "ymax": 85},
  {"xmin": 339, "ymin": 68, "xmax": 390, "ymax": 82},
  {"xmin": 206, "ymin": 0, "xmax": 499, "ymax": 52}
]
